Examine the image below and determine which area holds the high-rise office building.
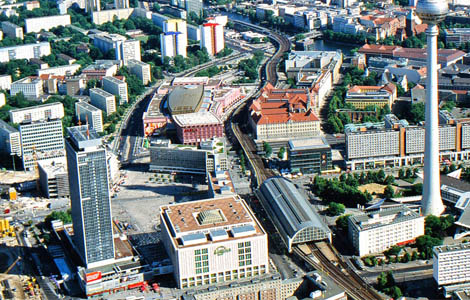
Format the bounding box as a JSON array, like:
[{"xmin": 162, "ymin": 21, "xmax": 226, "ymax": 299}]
[
  {"xmin": 75, "ymin": 101, "xmax": 104, "ymax": 133},
  {"xmin": 128, "ymin": 59, "xmax": 151, "ymax": 85},
  {"xmin": 66, "ymin": 125, "xmax": 115, "ymax": 268},
  {"xmin": 90, "ymin": 88, "xmax": 116, "ymax": 116},
  {"xmin": 86, "ymin": 0, "xmax": 100, "ymax": 12},
  {"xmin": 114, "ymin": 0, "xmax": 129, "ymax": 9},
  {"xmin": 416, "ymin": 0, "xmax": 448, "ymax": 216},
  {"xmin": 200, "ymin": 22, "xmax": 225, "ymax": 56},
  {"xmin": 185, "ymin": 0, "xmax": 203, "ymax": 17}
]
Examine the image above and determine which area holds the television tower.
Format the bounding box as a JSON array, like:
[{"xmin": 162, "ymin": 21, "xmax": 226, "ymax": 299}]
[{"xmin": 417, "ymin": 0, "xmax": 448, "ymax": 216}]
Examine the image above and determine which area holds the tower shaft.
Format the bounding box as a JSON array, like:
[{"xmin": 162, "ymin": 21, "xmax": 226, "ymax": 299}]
[{"xmin": 422, "ymin": 24, "xmax": 445, "ymax": 216}]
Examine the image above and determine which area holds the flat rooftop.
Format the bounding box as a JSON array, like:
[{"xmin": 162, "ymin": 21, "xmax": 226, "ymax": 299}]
[
  {"xmin": 103, "ymin": 76, "xmax": 125, "ymax": 84},
  {"xmin": 0, "ymin": 119, "xmax": 18, "ymax": 134},
  {"xmin": 350, "ymin": 206, "xmax": 422, "ymax": 231},
  {"xmin": 38, "ymin": 159, "xmax": 67, "ymax": 176},
  {"xmin": 67, "ymin": 125, "xmax": 101, "ymax": 149},
  {"xmin": 288, "ymin": 137, "xmax": 330, "ymax": 151},
  {"xmin": 172, "ymin": 76, "xmax": 209, "ymax": 85},
  {"xmin": 90, "ymin": 88, "xmax": 114, "ymax": 98},
  {"xmin": 160, "ymin": 196, "xmax": 266, "ymax": 248},
  {"xmin": 76, "ymin": 101, "xmax": 101, "ymax": 112},
  {"xmin": 10, "ymin": 101, "xmax": 62, "ymax": 113},
  {"xmin": 434, "ymin": 242, "xmax": 470, "ymax": 254},
  {"xmin": 173, "ymin": 111, "xmax": 221, "ymax": 127}
]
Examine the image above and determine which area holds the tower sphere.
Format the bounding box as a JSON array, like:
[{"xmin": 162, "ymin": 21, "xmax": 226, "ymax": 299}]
[{"xmin": 416, "ymin": 0, "xmax": 448, "ymax": 24}]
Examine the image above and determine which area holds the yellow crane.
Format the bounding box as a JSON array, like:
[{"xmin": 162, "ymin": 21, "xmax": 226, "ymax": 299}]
[{"xmin": 4, "ymin": 256, "xmax": 21, "ymax": 274}]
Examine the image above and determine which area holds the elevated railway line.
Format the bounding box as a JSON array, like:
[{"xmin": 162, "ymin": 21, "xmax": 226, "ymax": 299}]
[{"xmin": 294, "ymin": 242, "xmax": 385, "ymax": 300}]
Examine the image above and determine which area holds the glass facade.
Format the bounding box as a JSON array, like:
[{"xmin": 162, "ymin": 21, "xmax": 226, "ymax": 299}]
[{"xmin": 288, "ymin": 148, "xmax": 332, "ymax": 174}]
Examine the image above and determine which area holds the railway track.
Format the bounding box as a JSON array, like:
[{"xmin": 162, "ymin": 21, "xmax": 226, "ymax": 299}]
[
  {"xmin": 231, "ymin": 123, "xmax": 275, "ymax": 186},
  {"xmin": 265, "ymin": 32, "xmax": 290, "ymax": 86},
  {"xmin": 294, "ymin": 243, "xmax": 385, "ymax": 300}
]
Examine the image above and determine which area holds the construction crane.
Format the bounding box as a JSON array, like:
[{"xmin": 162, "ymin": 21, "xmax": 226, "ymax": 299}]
[
  {"xmin": 4, "ymin": 256, "xmax": 21, "ymax": 274},
  {"xmin": 31, "ymin": 145, "xmax": 40, "ymax": 193}
]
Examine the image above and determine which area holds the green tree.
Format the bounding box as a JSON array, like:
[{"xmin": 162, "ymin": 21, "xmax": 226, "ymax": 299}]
[
  {"xmin": 326, "ymin": 202, "xmax": 346, "ymax": 216},
  {"xmin": 336, "ymin": 214, "xmax": 351, "ymax": 231},
  {"xmin": 263, "ymin": 142, "xmax": 272, "ymax": 158},
  {"xmin": 45, "ymin": 209, "xmax": 72, "ymax": 227},
  {"xmin": 384, "ymin": 185, "xmax": 395, "ymax": 199},
  {"xmin": 278, "ymin": 147, "xmax": 286, "ymax": 159},
  {"xmin": 410, "ymin": 102, "xmax": 425, "ymax": 124}
]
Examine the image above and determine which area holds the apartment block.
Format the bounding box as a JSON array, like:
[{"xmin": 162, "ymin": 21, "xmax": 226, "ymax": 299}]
[
  {"xmin": 0, "ymin": 119, "xmax": 21, "ymax": 156},
  {"xmin": 90, "ymin": 88, "xmax": 116, "ymax": 116},
  {"xmin": 10, "ymin": 77, "xmax": 43, "ymax": 99},
  {"xmin": 161, "ymin": 19, "xmax": 187, "ymax": 60},
  {"xmin": 0, "ymin": 75, "xmax": 12, "ymax": 90},
  {"xmin": 127, "ymin": 59, "xmax": 151, "ymax": 85},
  {"xmin": 93, "ymin": 33, "xmax": 141, "ymax": 64},
  {"xmin": 0, "ymin": 42, "xmax": 51, "ymax": 63},
  {"xmin": 348, "ymin": 206, "xmax": 425, "ymax": 257},
  {"xmin": 1, "ymin": 21, "xmax": 23, "ymax": 39},
  {"xmin": 10, "ymin": 102, "xmax": 64, "ymax": 124},
  {"xmin": 200, "ymin": 22, "xmax": 224, "ymax": 56},
  {"xmin": 102, "ymin": 76, "xmax": 128, "ymax": 104},
  {"xmin": 445, "ymin": 28, "xmax": 470, "ymax": 47},
  {"xmin": 433, "ymin": 243, "xmax": 470, "ymax": 296},
  {"xmin": 344, "ymin": 112, "xmax": 470, "ymax": 170},
  {"xmin": 24, "ymin": 15, "xmax": 71, "ymax": 33},
  {"xmin": 19, "ymin": 119, "xmax": 65, "ymax": 171},
  {"xmin": 75, "ymin": 101, "xmax": 104, "ymax": 133}
]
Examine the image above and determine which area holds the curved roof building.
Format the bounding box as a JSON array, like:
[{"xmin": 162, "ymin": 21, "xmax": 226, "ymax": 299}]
[
  {"xmin": 168, "ymin": 85, "xmax": 204, "ymax": 115},
  {"xmin": 255, "ymin": 177, "xmax": 331, "ymax": 252}
]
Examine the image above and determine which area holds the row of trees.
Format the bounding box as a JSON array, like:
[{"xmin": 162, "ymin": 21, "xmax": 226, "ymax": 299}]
[
  {"xmin": 377, "ymin": 271, "xmax": 402, "ymax": 299},
  {"xmin": 312, "ymin": 176, "xmax": 373, "ymax": 207}
]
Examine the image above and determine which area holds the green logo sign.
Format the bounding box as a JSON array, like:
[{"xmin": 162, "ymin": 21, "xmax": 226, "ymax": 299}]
[{"xmin": 214, "ymin": 246, "xmax": 231, "ymax": 256}]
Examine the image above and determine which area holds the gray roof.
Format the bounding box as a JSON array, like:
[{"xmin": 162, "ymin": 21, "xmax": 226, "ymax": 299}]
[
  {"xmin": 0, "ymin": 119, "xmax": 18, "ymax": 134},
  {"xmin": 67, "ymin": 125, "xmax": 101, "ymax": 149},
  {"xmin": 349, "ymin": 206, "xmax": 421, "ymax": 231},
  {"xmin": 168, "ymin": 85, "xmax": 204, "ymax": 114},
  {"xmin": 256, "ymin": 177, "xmax": 330, "ymax": 245},
  {"xmin": 440, "ymin": 174, "xmax": 470, "ymax": 193}
]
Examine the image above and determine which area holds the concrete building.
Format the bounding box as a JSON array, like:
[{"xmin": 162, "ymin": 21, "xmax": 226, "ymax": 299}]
[
  {"xmin": 102, "ymin": 76, "xmax": 128, "ymax": 104},
  {"xmin": 37, "ymin": 64, "xmax": 81, "ymax": 77},
  {"xmin": 91, "ymin": 8, "xmax": 135, "ymax": 25},
  {"xmin": 348, "ymin": 206, "xmax": 425, "ymax": 257},
  {"xmin": 0, "ymin": 119, "xmax": 21, "ymax": 156},
  {"xmin": 0, "ymin": 93, "xmax": 4, "ymax": 107},
  {"xmin": 255, "ymin": 177, "xmax": 331, "ymax": 252},
  {"xmin": 345, "ymin": 83, "xmax": 397, "ymax": 110},
  {"xmin": 93, "ymin": 33, "xmax": 141, "ymax": 64},
  {"xmin": 66, "ymin": 126, "xmax": 115, "ymax": 268},
  {"xmin": 75, "ymin": 101, "xmax": 104, "ymax": 133},
  {"xmin": 1, "ymin": 21, "xmax": 23, "ymax": 39},
  {"xmin": 90, "ymin": 88, "xmax": 116, "ymax": 116},
  {"xmin": 142, "ymin": 93, "xmax": 167, "ymax": 137},
  {"xmin": 10, "ymin": 77, "xmax": 43, "ymax": 99},
  {"xmin": 9, "ymin": 102, "xmax": 64, "ymax": 124},
  {"xmin": 445, "ymin": 28, "xmax": 470, "ymax": 46},
  {"xmin": 82, "ymin": 61, "xmax": 118, "ymax": 80},
  {"xmin": 161, "ymin": 19, "xmax": 187, "ymax": 60},
  {"xmin": 24, "ymin": 15, "xmax": 71, "ymax": 33},
  {"xmin": 187, "ymin": 24, "xmax": 200, "ymax": 41},
  {"xmin": 38, "ymin": 159, "xmax": 70, "ymax": 198},
  {"xmin": 285, "ymin": 50, "xmax": 343, "ymax": 84},
  {"xmin": 19, "ymin": 119, "xmax": 65, "ymax": 171},
  {"xmin": 173, "ymin": 111, "xmax": 224, "ymax": 144},
  {"xmin": 160, "ymin": 195, "xmax": 269, "ymax": 288},
  {"xmin": 0, "ymin": 75, "xmax": 12, "ymax": 90},
  {"xmin": 249, "ymin": 83, "xmax": 321, "ymax": 141},
  {"xmin": 0, "ymin": 42, "xmax": 51, "ymax": 63},
  {"xmin": 127, "ymin": 59, "xmax": 151, "ymax": 85},
  {"xmin": 288, "ymin": 137, "xmax": 332, "ymax": 174},
  {"xmin": 149, "ymin": 138, "xmax": 228, "ymax": 173},
  {"xmin": 200, "ymin": 22, "xmax": 224, "ymax": 56},
  {"xmin": 433, "ymin": 243, "xmax": 470, "ymax": 297},
  {"xmin": 344, "ymin": 113, "xmax": 470, "ymax": 170},
  {"xmin": 114, "ymin": 0, "xmax": 129, "ymax": 9},
  {"xmin": 66, "ymin": 76, "xmax": 86, "ymax": 96},
  {"xmin": 185, "ymin": 0, "xmax": 202, "ymax": 16},
  {"xmin": 86, "ymin": 0, "xmax": 100, "ymax": 12}
]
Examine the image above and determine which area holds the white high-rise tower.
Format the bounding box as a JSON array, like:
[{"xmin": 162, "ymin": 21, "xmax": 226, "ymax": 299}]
[{"xmin": 417, "ymin": 0, "xmax": 448, "ymax": 216}]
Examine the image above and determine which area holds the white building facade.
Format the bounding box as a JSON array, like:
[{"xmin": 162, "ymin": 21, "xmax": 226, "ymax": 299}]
[
  {"xmin": 128, "ymin": 59, "xmax": 151, "ymax": 85},
  {"xmin": 0, "ymin": 42, "xmax": 51, "ymax": 63},
  {"xmin": 200, "ymin": 23, "xmax": 224, "ymax": 56},
  {"xmin": 102, "ymin": 76, "xmax": 128, "ymax": 104},
  {"xmin": 433, "ymin": 243, "xmax": 470, "ymax": 293},
  {"xmin": 24, "ymin": 15, "xmax": 71, "ymax": 33},
  {"xmin": 90, "ymin": 88, "xmax": 116, "ymax": 116},
  {"xmin": 348, "ymin": 206, "xmax": 425, "ymax": 257},
  {"xmin": 75, "ymin": 101, "xmax": 104, "ymax": 133},
  {"xmin": 9, "ymin": 102, "xmax": 65, "ymax": 124},
  {"xmin": 160, "ymin": 196, "xmax": 269, "ymax": 288}
]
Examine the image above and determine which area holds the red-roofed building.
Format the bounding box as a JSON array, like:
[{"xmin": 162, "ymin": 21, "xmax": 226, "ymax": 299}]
[
  {"xmin": 345, "ymin": 83, "xmax": 397, "ymax": 109},
  {"xmin": 249, "ymin": 83, "xmax": 321, "ymax": 140},
  {"xmin": 359, "ymin": 44, "xmax": 465, "ymax": 67}
]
